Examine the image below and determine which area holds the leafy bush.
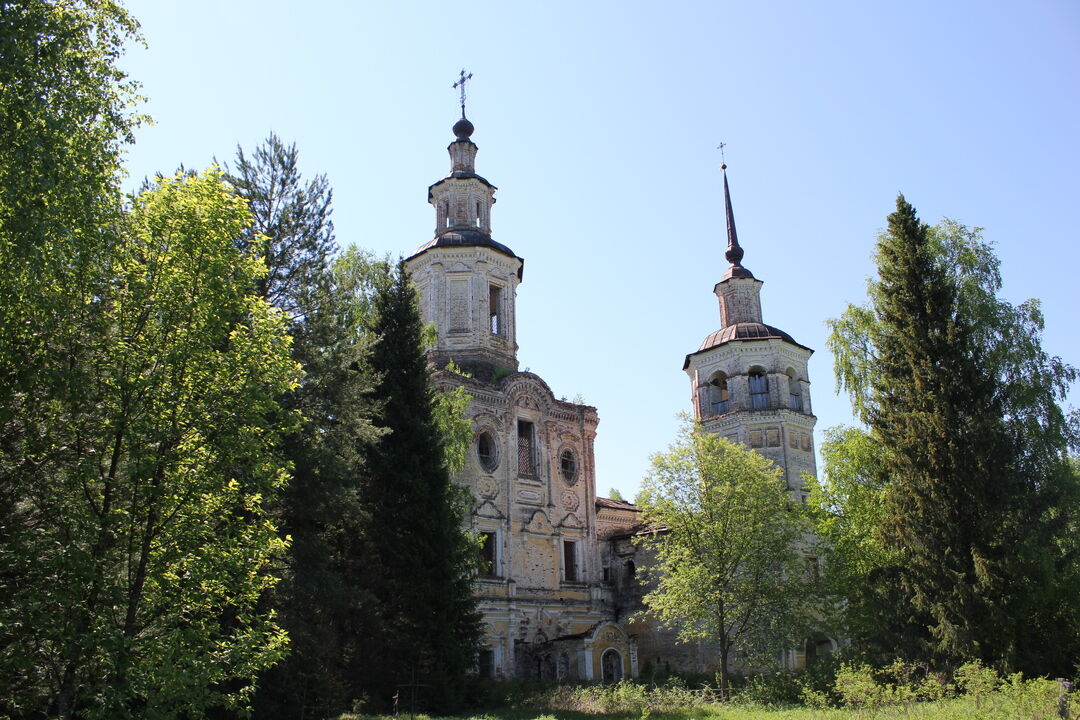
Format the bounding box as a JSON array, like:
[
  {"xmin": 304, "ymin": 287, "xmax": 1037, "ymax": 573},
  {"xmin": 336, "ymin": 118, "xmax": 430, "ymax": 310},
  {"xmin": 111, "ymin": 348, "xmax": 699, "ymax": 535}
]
[
  {"xmin": 732, "ymin": 672, "xmax": 805, "ymax": 706},
  {"xmin": 834, "ymin": 663, "xmax": 887, "ymax": 708}
]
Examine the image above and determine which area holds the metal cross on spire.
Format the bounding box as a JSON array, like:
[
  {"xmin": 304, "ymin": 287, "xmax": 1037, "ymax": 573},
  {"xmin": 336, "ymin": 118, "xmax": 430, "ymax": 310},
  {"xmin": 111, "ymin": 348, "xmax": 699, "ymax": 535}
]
[
  {"xmin": 453, "ymin": 69, "xmax": 474, "ymax": 116},
  {"xmin": 717, "ymin": 142, "xmax": 728, "ymax": 169}
]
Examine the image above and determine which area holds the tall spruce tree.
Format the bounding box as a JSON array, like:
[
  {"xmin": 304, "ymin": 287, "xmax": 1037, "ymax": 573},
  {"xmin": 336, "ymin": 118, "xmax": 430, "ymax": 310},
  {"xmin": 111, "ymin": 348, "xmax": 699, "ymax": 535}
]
[
  {"xmin": 826, "ymin": 195, "xmax": 1079, "ymax": 673},
  {"xmin": 227, "ymin": 138, "xmax": 387, "ymax": 718},
  {"xmin": 363, "ymin": 261, "xmax": 481, "ymax": 712}
]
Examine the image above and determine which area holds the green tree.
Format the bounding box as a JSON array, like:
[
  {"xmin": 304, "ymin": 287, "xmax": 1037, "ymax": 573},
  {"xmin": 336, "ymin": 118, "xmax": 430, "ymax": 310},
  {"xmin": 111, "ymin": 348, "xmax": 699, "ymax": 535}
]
[
  {"xmin": 607, "ymin": 488, "xmax": 627, "ymax": 502},
  {"xmin": 808, "ymin": 426, "xmax": 927, "ymax": 660},
  {"xmin": 362, "ymin": 261, "xmax": 481, "ymax": 712},
  {"xmin": 226, "ymin": 132, "xmax": 335, "ymax": 320},
  {"xmin": 226, "ymin": 133, "xmax": 390, "ymax": 718},
  {"xmin": 636, "ymin": 421, "xmax": 815, "ymax": 694},
  {"xmin": 1, "ymin": 169, "xmax": 299, "ymax": 718},
  {"xmin": 826, "ymin": 196, "xmax": 1079, "ymax": 673}
]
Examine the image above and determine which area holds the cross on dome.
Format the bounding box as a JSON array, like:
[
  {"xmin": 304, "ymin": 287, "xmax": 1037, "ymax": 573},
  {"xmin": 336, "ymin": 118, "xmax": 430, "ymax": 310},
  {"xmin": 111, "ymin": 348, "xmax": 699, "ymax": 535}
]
[{"xmin": 452, "ymin": 69, "xmax": 473, "ymax": 116}]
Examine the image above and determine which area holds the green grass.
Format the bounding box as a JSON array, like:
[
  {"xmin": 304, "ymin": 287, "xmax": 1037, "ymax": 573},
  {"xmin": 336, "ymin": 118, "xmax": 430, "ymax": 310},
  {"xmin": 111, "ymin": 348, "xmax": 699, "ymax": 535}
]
[
  {"xmin": 339, "ymin": 670, "xmax": 1077, "ymax": 720},
  {"xmin": 342, "ymin": 692, "xmax": 1076, "ymax": 720}
]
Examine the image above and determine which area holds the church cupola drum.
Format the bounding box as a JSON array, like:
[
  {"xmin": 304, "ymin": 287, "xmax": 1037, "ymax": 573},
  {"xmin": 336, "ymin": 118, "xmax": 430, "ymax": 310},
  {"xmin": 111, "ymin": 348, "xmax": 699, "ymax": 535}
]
[
  {"xmin": 405, "ymin": 85, "xmax": 524, "ymax": 379},
  {"xmin": 683, "ymin": 163, "xmax": 819, "ymax": 497}
]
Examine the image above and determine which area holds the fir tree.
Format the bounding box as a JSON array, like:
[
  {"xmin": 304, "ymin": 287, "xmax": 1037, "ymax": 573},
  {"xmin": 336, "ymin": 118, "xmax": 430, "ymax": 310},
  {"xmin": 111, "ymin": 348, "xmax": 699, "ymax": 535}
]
[
  {"xmin": 826, "ymin": 195, "xmax": 1079, "ymax": 672},
  {"xmin": 227, "ymin": 137, "xmax": 387, "ymax": 718},
  {"xmin": 363, "ymin": 261, "xmax": 481, "ymax": 712}
]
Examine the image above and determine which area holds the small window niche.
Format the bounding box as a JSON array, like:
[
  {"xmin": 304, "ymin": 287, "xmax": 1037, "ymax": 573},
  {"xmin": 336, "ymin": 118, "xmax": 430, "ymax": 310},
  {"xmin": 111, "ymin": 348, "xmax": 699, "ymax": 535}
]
[
  {"xmin": 563, "ymin": 539, "xmax": 579, "ymax": 582},
  {"xmin": 489, "ymin": 283, "xmax": 504, "ymax": 335}
]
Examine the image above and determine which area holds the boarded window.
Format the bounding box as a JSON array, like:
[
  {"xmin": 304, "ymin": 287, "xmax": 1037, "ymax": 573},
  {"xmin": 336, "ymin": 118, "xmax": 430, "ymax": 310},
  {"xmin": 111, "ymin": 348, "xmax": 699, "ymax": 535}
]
[{"xmin": 749, "ymin": 371, "xmax": 769, "ymax": 409}]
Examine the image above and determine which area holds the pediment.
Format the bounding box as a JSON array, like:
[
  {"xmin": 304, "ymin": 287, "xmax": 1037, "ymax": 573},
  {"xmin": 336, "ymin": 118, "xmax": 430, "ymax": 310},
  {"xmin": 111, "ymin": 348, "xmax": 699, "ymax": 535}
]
[
  {"xmin": 523, "ymin": 509, "xmax": 555, "ymax": 535},
  {"xmin": 558, "ymin": 512, "xmax": 583, "ymax": 529},
  {"xmin": 475, "ymin": 499, "xmax": 504, "ymax": 519}
]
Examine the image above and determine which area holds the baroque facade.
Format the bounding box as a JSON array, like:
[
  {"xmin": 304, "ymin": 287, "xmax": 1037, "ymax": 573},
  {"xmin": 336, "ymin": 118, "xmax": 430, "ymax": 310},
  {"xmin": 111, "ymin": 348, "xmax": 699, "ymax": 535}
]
[{"xmin": 403, "ymin": 110, "xmax": 824, "ymax": 680}]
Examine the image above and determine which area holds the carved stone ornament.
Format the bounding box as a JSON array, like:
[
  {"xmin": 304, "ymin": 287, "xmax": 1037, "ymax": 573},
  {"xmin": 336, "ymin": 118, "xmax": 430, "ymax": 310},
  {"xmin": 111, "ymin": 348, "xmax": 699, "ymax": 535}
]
[
  {"xmin": 561, "ymin": 491, "xmax": 579, "ymax": 511},
  {"xmin": 478, "ymin": 477, "xmax": 499, "ymax": 499}
]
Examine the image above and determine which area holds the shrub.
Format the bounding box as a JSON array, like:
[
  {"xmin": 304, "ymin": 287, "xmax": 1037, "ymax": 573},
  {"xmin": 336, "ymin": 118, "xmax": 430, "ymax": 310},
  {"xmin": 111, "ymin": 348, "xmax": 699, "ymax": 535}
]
[
  {"xmin": 954, "ymin": 660, "xmax": 998, "ymax": 708},
  {"xmin": 834, "ymin": 663, "xmax": 887, "ymax": 708},
  {"xmin": 733, "ymin": 672, "xmax": 804, "ymax": 706}
]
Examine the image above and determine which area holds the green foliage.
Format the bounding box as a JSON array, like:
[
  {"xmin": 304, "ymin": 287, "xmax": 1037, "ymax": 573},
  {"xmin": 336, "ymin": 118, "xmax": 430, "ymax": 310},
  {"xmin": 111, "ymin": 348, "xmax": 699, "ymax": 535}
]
[
  {"xmin": 361, "ymin": 261, "xmax": 482, "ymax": 712},
  {"xmin": 226, "ymin": 132, "xmax": 336, "ymax": 319},
  {"xmin": 637, "ymin": 420, "xmax": 818, "ymax": 693},
  {"xmin": 517, "ymin": 681, "xmax": 704, "ymax": 714},
  {"xmin": 434, "ymin": 365, "xmax": 475, "ymax": 477},
  {"xmin": 607, "ymin": 487, "xmax": 627, "ymax": 502},
  {"xmin": 808, "ymin": 428, "xmax": 925, "ymax": 659},
  {"xmin": 1, "ymin": 169, "xmax": 299, "ymax": 717},
  {"xmin": 824, "ymin": 196, "xmax": 1080, "ymax": 674},
  {"xmin": 233, "ymin": 135, "xmax": 389, "ymax": 719}
]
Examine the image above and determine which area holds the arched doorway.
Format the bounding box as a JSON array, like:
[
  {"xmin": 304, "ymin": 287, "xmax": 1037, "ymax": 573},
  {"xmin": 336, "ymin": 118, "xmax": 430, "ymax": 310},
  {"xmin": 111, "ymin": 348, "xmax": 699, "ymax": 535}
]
[
  {"xmin": 601, "ymin": 648, "xmax": 623, "ymax": 682},
  {"xmin": 805, "ymin": 634, "xmax": 834, "ymax": 666}
]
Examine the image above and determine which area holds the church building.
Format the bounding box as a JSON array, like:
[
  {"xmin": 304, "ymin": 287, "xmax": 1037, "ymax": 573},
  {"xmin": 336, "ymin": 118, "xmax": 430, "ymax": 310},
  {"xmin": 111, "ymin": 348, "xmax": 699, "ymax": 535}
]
[{"xmin": 403, "ymin": 100, "xmax": 825, "ymax": 679}]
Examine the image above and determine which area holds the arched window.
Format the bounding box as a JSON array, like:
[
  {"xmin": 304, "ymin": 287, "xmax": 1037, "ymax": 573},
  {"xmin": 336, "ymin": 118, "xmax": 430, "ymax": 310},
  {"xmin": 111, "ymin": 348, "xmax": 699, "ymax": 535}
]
[
  {"xmin": 560, "ymin": 448, "xmax": 578, "ymax": 483},
  {"xmin": 786, "ymin": 368, "xmax": 803, "ymax": 411},
  {"xmin": 601, "ymin": 648, "xmax": 623, "ymax": 682},
  {"xmin": 749, "ymin": 369, "xmax": 769, "ymax": 409},
  {"xmin": 477, "ymin": 431, "xmax": 498, "ymax": 472},
  {"xmin": 708, "ymin": 372, "xmax": 730, "ymax": 415}
]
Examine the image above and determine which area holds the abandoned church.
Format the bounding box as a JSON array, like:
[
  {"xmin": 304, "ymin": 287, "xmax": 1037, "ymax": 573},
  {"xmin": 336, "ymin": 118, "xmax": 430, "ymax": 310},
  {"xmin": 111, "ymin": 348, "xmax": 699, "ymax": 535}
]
[{"xmin": 402, "ymin": 104, "xmax": 833, "ymax": 681}]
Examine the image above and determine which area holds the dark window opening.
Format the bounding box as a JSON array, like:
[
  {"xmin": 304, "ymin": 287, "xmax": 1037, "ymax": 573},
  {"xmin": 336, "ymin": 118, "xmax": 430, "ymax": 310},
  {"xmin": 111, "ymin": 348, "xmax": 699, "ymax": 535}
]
[
  {"xmin": 563, "ymin": 540, "xmax": 578, "ymax": 582},
  {"xmin": 709, "ymin": 373, "xmax": 730, "ymax": 415},
  {"xmin": 477, "ymin": 431, "xmax": 498, "ymax": 472},
  {"xmin": 517, "ymin": 420, "xmax": 535, "ymax": 476},
  {"xmin": 560, "ymin": 449, "xmax": 577, "ymax": 482},
  {"xmin": 489, "ymin": 284, "xmax": 503, "ymax": 335},
  {"xmin": 477, "ymin": 648, "xmax": 494, "ymax": 678},
  {"xmin": 480, "ymin": 531, "xmax": 497, "ymax": 577}
]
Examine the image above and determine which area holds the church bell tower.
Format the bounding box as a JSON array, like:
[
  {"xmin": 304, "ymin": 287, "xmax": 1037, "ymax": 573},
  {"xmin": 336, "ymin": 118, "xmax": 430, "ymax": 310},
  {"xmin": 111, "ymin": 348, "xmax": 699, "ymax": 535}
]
[
  {"xmin": 683, "ymin": 164, "xmax": 818, "ymax": 497},
  {"xmin": 405, "ymin": 95, "xmax": 523, "ymax": 379}
]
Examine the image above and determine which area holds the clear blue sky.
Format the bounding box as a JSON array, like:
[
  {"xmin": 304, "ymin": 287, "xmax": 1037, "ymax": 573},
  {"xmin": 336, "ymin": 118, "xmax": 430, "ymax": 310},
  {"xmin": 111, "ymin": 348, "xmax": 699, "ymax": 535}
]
[{"xmin": 119, "ymin": 0, "xmax": 1079, "ymax": 500}]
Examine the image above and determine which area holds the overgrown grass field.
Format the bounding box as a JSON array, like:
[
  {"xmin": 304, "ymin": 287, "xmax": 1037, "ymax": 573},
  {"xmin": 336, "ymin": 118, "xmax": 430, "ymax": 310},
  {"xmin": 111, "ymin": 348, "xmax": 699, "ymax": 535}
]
[{"xmin": 342, "ymin": 669, "xmax": 1078, "ymax": 720}]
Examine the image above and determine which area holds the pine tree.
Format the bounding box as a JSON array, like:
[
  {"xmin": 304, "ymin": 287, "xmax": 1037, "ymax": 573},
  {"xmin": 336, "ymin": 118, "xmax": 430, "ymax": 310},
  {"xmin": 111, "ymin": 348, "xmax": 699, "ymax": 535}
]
[{"xmin": 363, "ymin": 261, "xmax": 481, "ymax": 712}]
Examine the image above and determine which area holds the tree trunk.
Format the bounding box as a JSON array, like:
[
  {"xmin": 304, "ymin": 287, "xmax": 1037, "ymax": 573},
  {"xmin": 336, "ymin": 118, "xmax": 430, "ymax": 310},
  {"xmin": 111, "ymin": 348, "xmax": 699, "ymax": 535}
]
[{"xmin": 718, "ymin": 644, "xmax": 730, "ymax": 699}]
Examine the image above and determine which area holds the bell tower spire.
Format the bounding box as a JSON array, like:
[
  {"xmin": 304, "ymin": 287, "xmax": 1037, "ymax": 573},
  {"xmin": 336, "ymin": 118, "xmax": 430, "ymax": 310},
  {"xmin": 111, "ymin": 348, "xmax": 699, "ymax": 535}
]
[{"xmin": 683, "ymin": 156, "xmax": 818, "ymax": 496}]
